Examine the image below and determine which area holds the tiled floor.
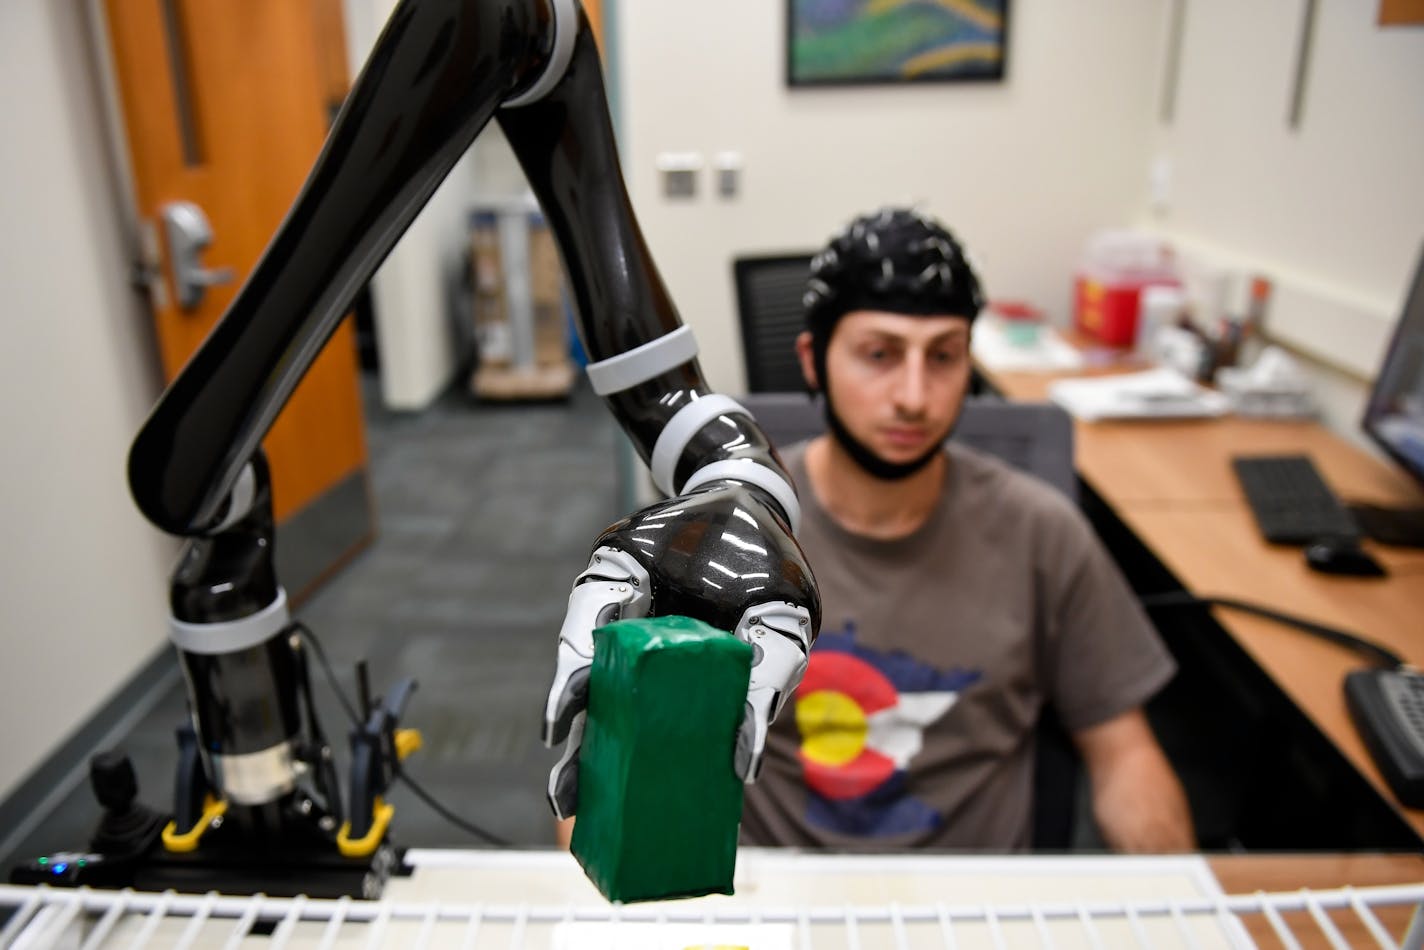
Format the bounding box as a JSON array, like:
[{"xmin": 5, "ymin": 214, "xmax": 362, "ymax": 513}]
[{"xmin": 1, "ymin": 376, "xmax": 621, "ymax": 868}]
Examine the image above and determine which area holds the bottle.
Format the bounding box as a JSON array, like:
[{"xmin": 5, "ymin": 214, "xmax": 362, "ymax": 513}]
[{"xmin": 1136, "ymin": 285, "xmax": 1186, "ymax": 362}]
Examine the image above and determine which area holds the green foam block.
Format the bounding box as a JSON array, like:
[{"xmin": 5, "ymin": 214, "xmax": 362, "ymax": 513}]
[{"xmin": 571, "ymin": 615, "xmax": 752, "ymax": 903}]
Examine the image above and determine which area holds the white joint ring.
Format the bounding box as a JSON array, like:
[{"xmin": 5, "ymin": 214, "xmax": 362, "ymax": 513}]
[
  {"xmin": 169, "ymin": 588, "xmax": 290, "ymax": 656},
  {"xmin": 585, "ymin": 325, "xmax": 699, "ymax": 396},
  {"xmin": 504, "ymin": 0, "xmax": 580, "ymax": 108},
  {"xmin": 650, "ymin": 394, "xmax": 748, "ymax": 496},
  {"xmin": 682, "ymin": 459, "xmax": 801, "ymax": 535}
]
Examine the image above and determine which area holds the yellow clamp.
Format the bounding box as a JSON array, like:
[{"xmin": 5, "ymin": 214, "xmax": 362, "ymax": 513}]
[
  {"xmin": 161, "ymin": 795, "xmax": 228, "ymax": 853},
  {"xmin": 337, "ymin": 796, "xmax": 394, "ymax": 858},
  {"xmin": 395, "ymin": 728, "xmax": 422, "ymax": 760}
]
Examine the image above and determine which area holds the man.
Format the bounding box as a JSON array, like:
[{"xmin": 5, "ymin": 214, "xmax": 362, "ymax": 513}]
[{"xmin": 739, "ymin": 208, "xmax": 1194, "ymax": 852}]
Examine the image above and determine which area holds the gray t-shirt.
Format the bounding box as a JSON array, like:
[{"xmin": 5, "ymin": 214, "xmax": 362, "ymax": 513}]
[{"xmin": 740, "ymin": 441, "xmax": 1176, "ymax": 850}]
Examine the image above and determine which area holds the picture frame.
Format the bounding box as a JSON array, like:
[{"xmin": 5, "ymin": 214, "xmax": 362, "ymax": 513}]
[{"xmin": 786, "ymin": 0, "xmax": 1010, "ymax": 88}]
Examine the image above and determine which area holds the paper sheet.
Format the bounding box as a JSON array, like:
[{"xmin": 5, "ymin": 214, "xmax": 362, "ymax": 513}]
[
  {"xmin": 970, "ymin": 315, "xmax": 1087, "ymax": 373},
  {"xmin": 1048, "ymin": 367, "xmax": 1231, "ymax": 421}
]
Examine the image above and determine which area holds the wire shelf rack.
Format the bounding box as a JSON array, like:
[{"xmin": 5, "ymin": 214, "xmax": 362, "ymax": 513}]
[{"xmin": 3, "ymin": 880, "xmax": 1422, "ymax": 949}]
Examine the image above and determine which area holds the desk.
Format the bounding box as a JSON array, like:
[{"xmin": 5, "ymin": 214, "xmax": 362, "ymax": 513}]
[
  {"xmin": 988, "ymin": 369, "xmax": 1424, "ymax": 509},
  {"xmin": 977, "ymin": 361, "xmax": 1424, "ymax": 842},
  {"xmin": 1211, "ymin": 853, "xmax": 1424, "ymax": 947}
]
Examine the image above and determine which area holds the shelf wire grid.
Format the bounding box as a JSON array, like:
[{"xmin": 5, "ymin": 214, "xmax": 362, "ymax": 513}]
[{"xmin": 2, "ymin": 881, "xmax": 1423, "ymax": 949}]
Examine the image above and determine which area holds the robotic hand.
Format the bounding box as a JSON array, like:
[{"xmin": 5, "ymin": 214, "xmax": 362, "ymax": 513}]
[{"xmin": 544, "ymin": 474, "xmax": 817, "ymax": 820}]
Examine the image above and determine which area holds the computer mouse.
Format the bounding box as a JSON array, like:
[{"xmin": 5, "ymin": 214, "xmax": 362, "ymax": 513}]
[{"xmin": 1304, "ymin": 538, "xmax": 1388, "ymax": 577}]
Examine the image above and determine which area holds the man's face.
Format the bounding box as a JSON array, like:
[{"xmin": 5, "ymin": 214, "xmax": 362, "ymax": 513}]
[{"xmin": 799, "ymin": 310, "xmax": 973, "ymax": 467}]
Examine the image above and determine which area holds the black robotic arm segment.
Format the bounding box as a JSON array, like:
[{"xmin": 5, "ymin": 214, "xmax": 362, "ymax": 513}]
[
  {"xmin": 496, "ymin": 17, "xmax": 803, "ymax": 529},
  {"xmin": 496, "ymin": 17, "xmax": 694, "ymax": 450},
  {"xmin": 128, "ymin": 0, "xmax": 557, "ymax": 537}
]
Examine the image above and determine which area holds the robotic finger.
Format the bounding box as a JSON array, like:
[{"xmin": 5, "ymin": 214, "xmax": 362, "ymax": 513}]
[
  {"xmin": 544, "ymin": 546, "xmax": 650, "ymax": 819},
  {"xmin": 733, "ymin": 602, "xmax": 812, "ymax": 783}
]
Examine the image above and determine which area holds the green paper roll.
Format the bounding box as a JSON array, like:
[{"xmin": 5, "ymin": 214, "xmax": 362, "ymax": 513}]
[{"xmin": 571, "ymin": 615, "xmax": 752, "ymax": 903}]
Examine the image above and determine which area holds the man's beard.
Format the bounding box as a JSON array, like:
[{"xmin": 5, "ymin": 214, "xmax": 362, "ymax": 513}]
[{"xmin": 821, "ymin": 392, "xmax": 944, "ymax": 481}]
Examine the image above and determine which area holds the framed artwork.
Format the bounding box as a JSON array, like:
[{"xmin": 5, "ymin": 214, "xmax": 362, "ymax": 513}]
[
  {"xmin": 1379, "ymin": 0, "xmax": 1424, "ymax": 25},
  {"xmin": 787, "ymin": 0, "xmax": 1010, "ymax": 88}
]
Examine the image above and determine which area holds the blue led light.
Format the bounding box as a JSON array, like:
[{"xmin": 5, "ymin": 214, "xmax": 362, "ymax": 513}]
[{"xmin": 52, "ymin": 863, "xmax": 68, "ymax": 875}]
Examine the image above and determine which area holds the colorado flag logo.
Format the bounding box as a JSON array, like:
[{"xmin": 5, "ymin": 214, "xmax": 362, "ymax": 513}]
[{"xmin": 795, "ymin": 624, "xmax": 982, "ymax": 836}]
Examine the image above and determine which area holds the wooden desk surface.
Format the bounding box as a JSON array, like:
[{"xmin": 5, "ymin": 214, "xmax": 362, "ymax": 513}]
[
  {"xmin": 987, "ymin": 370, "xmax": 1424, "ymax": 508},
  {"xmin": 1208, "ymin": 853, "xmax": 1424, "ymax": 947},
  {"xmin": 1208, "ymin": 851, "xmax": 1424, "ymax": 891},
  {"xmin": 1123, "ymin": 505, "xmax": 1424, "ymax": 830},
  {"xmin": 978, "ymin": 357, "xmax": 1424, "ymax": 839}
]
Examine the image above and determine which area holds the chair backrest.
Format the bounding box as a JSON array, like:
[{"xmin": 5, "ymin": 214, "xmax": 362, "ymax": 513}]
[
  {"xmin": 733, "ymin": 254, "xmax": 815, "ymax": 393},
  {"xmin": 741, "ymin": 392, "xmax": 1077, "ymax": 504}
]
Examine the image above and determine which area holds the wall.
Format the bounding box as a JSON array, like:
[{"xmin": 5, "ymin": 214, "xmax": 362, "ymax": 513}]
[
  {"xmin": 1145, "ymin": 0, "xmax": 1424, "ymax": 439},
  {"xmin": 617, "ymin": 0, "xmax": 1169, "ymax": 394},
  {"xmin": 0, "ymin": 2, "xmax": 175, "ymax": 801}
]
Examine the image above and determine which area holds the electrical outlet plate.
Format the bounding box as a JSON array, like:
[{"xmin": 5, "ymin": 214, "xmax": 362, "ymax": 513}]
[
  {"xmin": 655, "ymin": 152, "xmax": 703, "ymax": 200},
  {"xmin": 713, "ymin": 151, "xmax": 743, "ymax": 198}
]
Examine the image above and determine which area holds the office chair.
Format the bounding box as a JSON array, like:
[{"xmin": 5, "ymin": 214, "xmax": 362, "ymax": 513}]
[
  {"xmin": 748, "ymin": 395, "xmax": 1077, "ymax": 505},
  {"xmin": 740, "ymin": 392, "xmax": 1082, "ymax": 849},
  {"xmin": 732, "ymin": 254, "xmax": 815, "ymax": 393},
  {"xmin": 731, "ymin": 253, "xmax": 997, "ymax": 397}
]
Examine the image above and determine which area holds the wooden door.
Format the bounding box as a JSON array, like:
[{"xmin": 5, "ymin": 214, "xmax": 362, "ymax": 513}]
[
  {"xmin": 583, "ymin": 0, "xmax": 604, "ymax": 48},
  {"xmin": 102, "ymin": 0, "xmax": 371, "ymax": 599}
]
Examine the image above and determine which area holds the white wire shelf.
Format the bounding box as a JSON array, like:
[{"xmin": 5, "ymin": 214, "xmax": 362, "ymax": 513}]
[{"xmin": 3, "ymin": 879, "xmax": 1422, "ymax": 949}]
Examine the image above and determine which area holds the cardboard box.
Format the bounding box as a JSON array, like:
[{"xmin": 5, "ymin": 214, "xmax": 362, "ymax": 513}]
[{"xmin": 469, "ymin": 209, "xmax": 575, "ymax": 399}]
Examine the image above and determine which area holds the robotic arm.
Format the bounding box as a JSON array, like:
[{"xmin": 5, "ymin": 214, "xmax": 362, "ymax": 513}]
[
  {"xmin": 128, "ymin": 0, "xmax": 819, "ymax": 833},
  {"xmin": 494, "ymin": 3, "xmax": 821, "ymax": 813}
]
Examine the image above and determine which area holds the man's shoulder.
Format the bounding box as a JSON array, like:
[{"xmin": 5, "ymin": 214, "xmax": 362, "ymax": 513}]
[{"xmin": 946, "ymin": 442, "xmax": 1076, "ymax": 519}]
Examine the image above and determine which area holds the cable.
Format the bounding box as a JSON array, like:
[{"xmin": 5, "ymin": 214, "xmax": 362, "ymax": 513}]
[
  {"xmin": 287, "ymin": 625, "xmax": 346, "ymax": 821},
  {"xmin": 1140, "ymin": 591, "xmax": 1405, "ymax": 670},
  {"xmin": 292, "ymin": 621, "xmax": 361, "ymax": 726},
  {"xmin": 292, "ymin": 621, "xmax": 513, "ymax": 847},
  {"xmin": 393, "ymin": 767, "xmax": 511, "ymax": 847}
]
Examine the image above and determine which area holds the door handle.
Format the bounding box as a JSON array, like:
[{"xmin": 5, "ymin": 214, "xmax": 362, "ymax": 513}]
[{"xmin": 160, "ymin": 201, "xmax": 235, "ymax": 311}]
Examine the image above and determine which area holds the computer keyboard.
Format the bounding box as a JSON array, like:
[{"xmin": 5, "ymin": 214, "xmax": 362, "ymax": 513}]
[
  {"xmin": 1232, "ymin": 454, "xmax": 1361, "ymax": 545},
  {"xmin": 1346, "ymin": 668, "xmax": 1424, "ymax": 808}
]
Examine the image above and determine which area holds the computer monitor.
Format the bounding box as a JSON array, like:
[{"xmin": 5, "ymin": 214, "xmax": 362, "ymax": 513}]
[{"xmin": 1357, "ymin": 242, "xmax": 1424, "ymax": 544}]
